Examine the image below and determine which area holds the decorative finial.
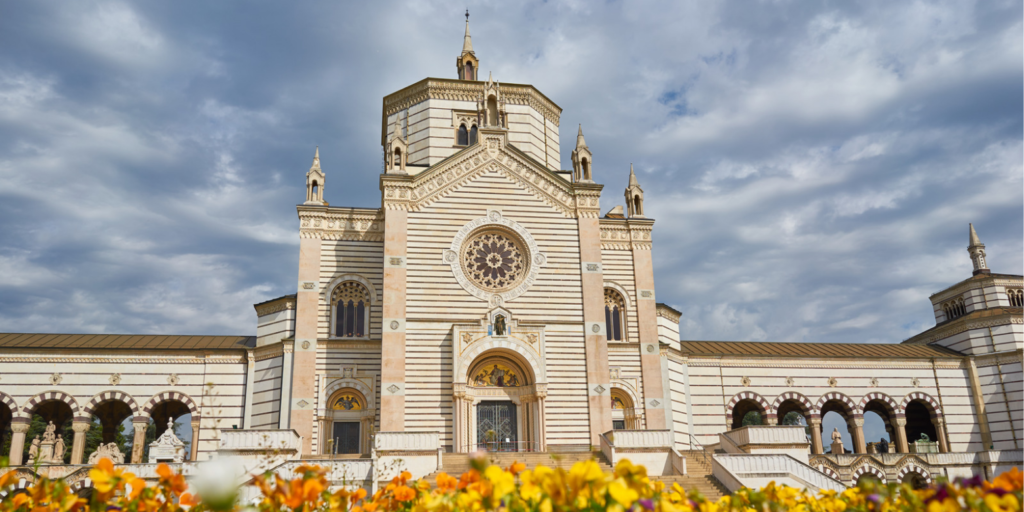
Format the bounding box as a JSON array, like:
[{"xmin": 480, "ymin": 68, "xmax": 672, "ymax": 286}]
[{"xmin": 576, "ymin": 124, "xmax": 587, "ymax": 148}]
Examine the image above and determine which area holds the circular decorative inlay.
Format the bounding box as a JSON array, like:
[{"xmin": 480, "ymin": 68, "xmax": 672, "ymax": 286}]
[
  {"xmin": 591, "ymin": 324, "xmax": 601, "ymax": 333},
  {"xmin": 461, "ymin": 230, "xmax": 527, "ymax": 292},
  {"xmin": 301, "ymin": 341, "xmax": 310, "ymax": 349},
  {"xmin": 390, "ymin": 320, "xmax": 400, "ymax": 330}
]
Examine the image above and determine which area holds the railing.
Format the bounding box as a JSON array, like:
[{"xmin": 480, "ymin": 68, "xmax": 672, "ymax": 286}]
[
  {"xmin": 723, "ymin": 425, "xmax": 807, "ymax": 447},
  {"xmin": 374, "ymin": 432, "xmax": 441, "ymax": 452},
  {"xmin": 219, "ymin": 429, "xmax": 302, "ymax": 453},
  {"xmin": 685, "ymin": 432, "xmax": 709, "ymax": 466},
  {"xmin": 606, "ymin": 430, "xmax": 674, "ymax": 449},
  {"xmin": 713, "ymin": 454, "xmax": 847, "ymax": 492},
  {"xmin": 470, "ymin": 441, "xmax": 541, "ymax": 453}
]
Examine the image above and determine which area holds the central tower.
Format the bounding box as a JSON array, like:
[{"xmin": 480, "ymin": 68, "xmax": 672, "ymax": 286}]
[{"xmin": 380, "ymin": 18, "xmax": 562, "ymax": 172}]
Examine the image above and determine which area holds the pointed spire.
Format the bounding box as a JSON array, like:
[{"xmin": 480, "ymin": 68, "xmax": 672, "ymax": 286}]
[
  {"xmin": 311, "ymin": 146, "xmax": 320, "ymax": 169},
  {"xmin": 628, "ymin": 163, "xmax": 639, "ymax": 187},
  {"xmin": 967, "ymin": 223, "xmax": 989, "ymax": 275},
  {"xmin": 462, "ymin": 10, "xmax": 474, "ymax": 54},
  {"xmin": 969, "ymin": 223, "xmax": 981, "ymax": 247},
  {"xmin": 576, "ymin": 124, "xmax": 587, "ymax": 148}
]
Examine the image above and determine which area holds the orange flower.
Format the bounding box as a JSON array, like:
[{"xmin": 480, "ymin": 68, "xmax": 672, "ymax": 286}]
[
  {"xmin": 509, "ymin": 461, "xmax": 527, "ymax": 476},
  {"xmin": 436, "ymin": 472, "xmax": 458, "ymax": 493},
  {"xmin": 156, "ymin": 462, "xmax": 189, "ymax": 495},
  {"xmin": 394, "ymin": 485, "xmax": 416, "ymax": 502},
  {"xmin": 179, "ymin": 492, "xmax": 199, "ymax": 507},
  {"xmin": 991, "ymin": 467, "xmax": 1023, "ymax": 492}
]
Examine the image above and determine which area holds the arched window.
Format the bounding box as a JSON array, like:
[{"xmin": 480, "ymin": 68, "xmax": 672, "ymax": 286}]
[
  {"xmin": 604, "ymin": 289, "xmax": 626, "ymax": 341},
  {"xmin": 469, "ymin": 125, "xmax": 478, "ymax": 145},
  {"xmin": 393, "ymin": 148, "xmax": 402, "ymax": 169},
  {"xmin": 457, "ymin": 124, "xmax": 469, "ymax": 146},
  {"xmin": 943, "ymin": 297, "xmax": 966, "ymax": 320},
  {"xmin": 311, "ymin": 181, "xmax": 319, "ymax": 197},
  {"xmin": 1008, "ymin": 289, "xmax": 1023, "ymax": 307},
  {"xmin": 465, "ymin": 62, "xmax": 474, "ymax": 80},
  {"xmin": 633, "ymin": 195, "xmax": 642, "ymax": 216},
  {"xmin": 332, "ymin": 282, "xmax": 371, "ymax": 338},
  {"xmin": 582, "ymin": 158, "xmax": 591, "ymax": 180}
]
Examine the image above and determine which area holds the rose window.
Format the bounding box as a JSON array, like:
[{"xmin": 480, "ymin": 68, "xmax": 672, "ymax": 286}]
[{"xmin": 461, "ymin": 231, "xmax": 527, "ymax": 292}]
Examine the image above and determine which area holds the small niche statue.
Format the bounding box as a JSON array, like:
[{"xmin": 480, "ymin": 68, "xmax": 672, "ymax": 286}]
[
  {"xmin": 830, "ymin": 428, "xmax": 845, "ymax": 455},
  {"xmin": 493, "ymin": 315, "xmax": 507, "ymax": 336}
]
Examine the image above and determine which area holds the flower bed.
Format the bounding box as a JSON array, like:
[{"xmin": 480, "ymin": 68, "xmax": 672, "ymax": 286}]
[{"xmin": 1, "ymin": 457, "xmax": 1020, "ymax": 512}]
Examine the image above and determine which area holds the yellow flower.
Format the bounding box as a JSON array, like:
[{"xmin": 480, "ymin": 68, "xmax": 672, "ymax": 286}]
[
  {"xmin": 484, "ymin": 465, "xmax": 515, "ymax": 498},
  {"xmin": 608, "ymin": 480, "xmax": 639, "ymax": 507},
  {"xmin": 985, "ymin": 493, "xmax": 1020, "ymax": 512}
]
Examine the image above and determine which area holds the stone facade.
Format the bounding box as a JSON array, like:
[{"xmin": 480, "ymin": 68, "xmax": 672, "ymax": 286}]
[{"xmin": 0, "ymin": 22, "xmax": 1020, "ymax": 491}]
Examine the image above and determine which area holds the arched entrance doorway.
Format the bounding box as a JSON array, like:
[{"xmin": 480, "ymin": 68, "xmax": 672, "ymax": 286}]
[
  {"xmin": 454, "ymin": 350, "xmax": 546, "ymax": 452},
  {"xmin": 320, "ymin": 385, "xmax": 374, "ymax": 456},
  {"xmin": 611, "ymin": 388, "xmax": 639, "ymax": 430}
]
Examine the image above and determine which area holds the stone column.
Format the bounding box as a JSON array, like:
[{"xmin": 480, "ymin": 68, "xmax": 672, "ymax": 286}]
[
  {"xmin": 631, "ymin": 221, "xmax": 667, "ymax": 430},
  {"xmin": 318, "ymin": 417, "xmax": 329, "ymax": 455},
  {"xmin": 576, "ymin": 184, "xmax": 613, "ymax": 445},
  {"xmin": 452, "ymin": 392, "xmax": 464, "ymax": 453},
  {"xmin": 809, "ymin": 416, "xmax": 823, "ymax": 454},
  {"xmin": 189, "ymin": 419, "xmax": 200, "ymax": 461},
  {"xmin": 131, "ymin": 420, "xmax": 149, "ymax": 463},
  {"xmin": 894, "ymin": 417, "xmax": 909, "ymax": 453},
  {"xmin": 380, "ymin": 207, "xmax": 408, "ymax": 431},
  {"xmin": 8, "ymin": 421, "xmax": 29, "ymax": 466},
  {"xmin": 935, "ymin": 416, "xmax": 950, "ymax": 453},
  {"xmin": 243, "ymin": 351, "xmax": 256, "ymax": 429},
  {"xmin": 70, "ymin": 420, "xmax": 91, "ymax": 465},
  {"xmin": 537, "ymin": 395, "xmax": 547, "ymax": 452},
  {"xmin": 291, "ymin": 220, "xmax": 324, "ymax": 454},
  {"xmin": 851, "ymin": 417, "xmax": 867, "ymax": 454}
]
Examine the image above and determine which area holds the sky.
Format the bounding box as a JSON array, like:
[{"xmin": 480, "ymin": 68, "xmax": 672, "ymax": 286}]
[{"xmin": 0, "ymin": 1, "xmax": 1021, "ymax": 346}]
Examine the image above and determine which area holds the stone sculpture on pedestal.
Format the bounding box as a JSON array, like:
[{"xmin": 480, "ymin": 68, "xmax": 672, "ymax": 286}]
[
  {"xmin": 830, "ymin": 427, "xmax": 845, "ymax": 455},
  {"xmin": 148, "ymin": 420, "xmax": 186, "ymax": 463}
]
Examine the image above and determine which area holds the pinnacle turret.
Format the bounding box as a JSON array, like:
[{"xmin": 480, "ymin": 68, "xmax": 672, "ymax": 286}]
[
  {"xmin": 967, "ymin": 223, "xmax": 989, "ymax": 275},
  {"xmin": 462, "ymin": 13, "xmax": 474, "ymax": 54}
]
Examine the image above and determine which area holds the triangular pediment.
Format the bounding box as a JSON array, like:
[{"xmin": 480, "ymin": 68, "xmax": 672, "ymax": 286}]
[{"xmin": 401, "ymin": 135, "xmax": 578, "ymax": 217}]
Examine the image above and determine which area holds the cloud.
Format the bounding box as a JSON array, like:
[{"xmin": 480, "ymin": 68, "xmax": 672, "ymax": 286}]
[{"xmin": 0, "ymin": 1, "xmax": 1020, "ymax": 341}]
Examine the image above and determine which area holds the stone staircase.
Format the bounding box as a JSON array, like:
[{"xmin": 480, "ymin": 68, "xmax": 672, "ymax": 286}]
[
  {"xmin": 652, "ymin": 450, "xmax": 729, "ymax": 501},
  {"xmin": 420, "ymin": 451, "xmax": 613, "ymax": 485}
]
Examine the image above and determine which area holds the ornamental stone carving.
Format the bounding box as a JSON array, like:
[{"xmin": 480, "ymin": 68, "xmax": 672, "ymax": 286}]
[{"xmin": 443, "ymin": 210, "xmax": 546, "ymax": 303}]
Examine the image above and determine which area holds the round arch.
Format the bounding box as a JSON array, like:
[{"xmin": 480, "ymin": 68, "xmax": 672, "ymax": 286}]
[
  {"xmin": 457, "ymin": 341, "xmax": 543, "ymax": 385},
  {"xmin": 815, "ymin": 392, "xmax": 858, "ymax": 417},
  {"xmin": 771, "ymin": 391, "xmax": 817, "ymax": 417},
  {"xmin": 851, "ymin": 464, "xmax": 887, "ymax": 485},
  {"xmin": 323, "ymin": 379, "xmax": 374, "ymax": 411},
  {"xmin": 82, "ymin": 390, "xmax": 140, "ymax": 418},
  {"xmin": 324, "ymin": 274, "xmax": 378, "ymax": 305},
  {"xmin": 897, "ymin": 464, "xmax": 932, "ymax": 487},
  {"xmin": 140, "ymin": 391, "xmax": 200, "ymax": 420},
  {"xmin": 859, "ymin": 392, "xmax": 900, "ymax": 417},
  {"xmin": 468, "ymin": 352, "xmax": 532, "ymax": 388},
  {"xmin": 603, "ymin": 281, "xmax": 633, "ymax": 311},
  {"xmin": 0, "ymin": 392, "xmax": 17, "ymax": 418},
  {"xmin": 20, "ymin": 390, "xmax": 81, "ymax": 420},
  {"xmin": 726, "ymin": 391, "xmax": 770, "ymax": 429},
  {"xmin": 817, "ymin": 464, "xmax": 841, "ymax": 482},
  {"xmin": 899, "ymin": 392, "xmax": 942, "ymax": 416},
  {"xmin": 610, "ymin": 386, "xmax": 639, "ymax": 430}
]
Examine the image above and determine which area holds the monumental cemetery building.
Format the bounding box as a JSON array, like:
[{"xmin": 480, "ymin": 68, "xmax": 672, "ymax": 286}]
[{"xmin": 0, "ymin": 21, "xmax": 1020, "ymax": 493}]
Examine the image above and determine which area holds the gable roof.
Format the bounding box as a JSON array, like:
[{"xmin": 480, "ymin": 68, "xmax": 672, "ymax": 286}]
[
  {"xmin": 678, "ymin": 340, "xmax": 962, "ymax": 359},
  {"xmin": 0, "ymin": 333, "xmax": 256, "ymax": 351}
]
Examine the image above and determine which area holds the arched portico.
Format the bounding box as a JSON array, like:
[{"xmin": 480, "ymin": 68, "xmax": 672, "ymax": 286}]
[
  {"xmin": 141, "ymin": 391, "xmax": 201, "ymax": 461},
  {"xmin": 725, "ymin": 391, "xmax": 770, "ymax": 429},
  {"xmin": 900, "ymin": 392, "xmax": 948, "ymax": 453},
  {"xmin": 816, "ymin": 392, "xmax": 865, "ymax": 454}
]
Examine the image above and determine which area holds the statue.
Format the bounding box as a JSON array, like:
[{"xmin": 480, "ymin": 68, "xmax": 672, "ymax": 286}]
[
  {"xmin": 88, "ymin": 442, "xmax": 125, "ymax": 464},
  {"xmin": 28, "ymin": 436, "xmax": 40, "ymax": 460},
  {"xmin": 42, "ymin": 421, "xmax": 57, "ymax": 443},
  {"xmin": 877, "ymin": 438, "xmax": 889, "ymax": 454},
  {"xmin": 53, "ymin": 435, "xmax": 66, "ymax": 462},
  {"xmin": 148, "ymin": 420, "xmax": 186, "ymax": 463},
  {"xmin": 829, "ymin": 428, "xmax": 845, "ymax": 455},
  {"xmin": 493, "ymin": 315, "xmax": 506, "ymax": 336}
]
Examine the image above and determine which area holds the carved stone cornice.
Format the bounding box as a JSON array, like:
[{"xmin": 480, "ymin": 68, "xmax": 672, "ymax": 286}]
[
  {"xmin": 381, "ymin": 78, "xmax": 562, "ymax": 144},
  {"xmin": 321, "ymin": 340, "xmax": 382, "ymax": 350},
  {"xmin": 683, "ymin": 356, "xmax": 961, "ymax": 370},
  {"xmin": 930, "ymin": 275, "xmax": 1023, "ymax": 304},
  {"xmin": 574, "ymin": 186, "xmax": 602, "ymax": 219},
  {"xmin": 253, "ymin": 344, "xmax": 285, "ymax": 362},
  {"xmin": 599, "ymin": 218, "xmax": 654, "ymax": 250},
  {"xmin": 297, "ymin": 206, "xmax": 384, "ymax": 241},
  {"xmin": 254, "ymin": 297, "xmax": 295, "ymax": 317},
  {"xmin": 973, "ymin": 350, "xmax": 1024, "ymax": 368},
  {"xmin": 903, "ymin": 310, "xmax": 1022, "ymax": 345}
]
